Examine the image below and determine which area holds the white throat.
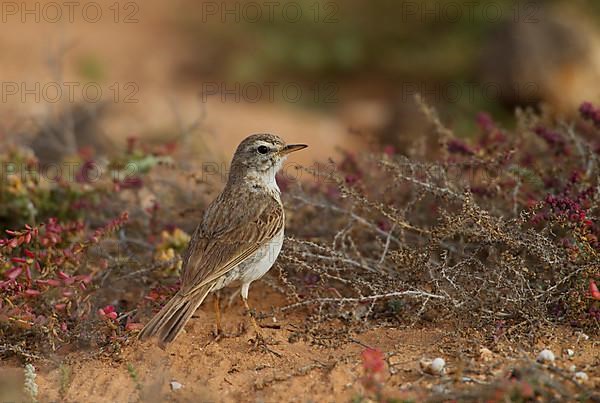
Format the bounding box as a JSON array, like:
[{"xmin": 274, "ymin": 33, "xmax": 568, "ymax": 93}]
[
  {"xmin": 246, "ymin": 159, "xmax": 283, "ymax": 196},
  {"xmin": 259, "ymin": 169, "xmax": 280, "ymax": 193}
]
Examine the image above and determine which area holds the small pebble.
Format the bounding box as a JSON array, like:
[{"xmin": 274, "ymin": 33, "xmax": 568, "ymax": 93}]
[
  {"xmin": 479, "ymin": 347, "xmax": 494, "ymax": 362},
  {"xmin": 569, "ymin": 365, "xmax": 577, "ymax": 372},
  {"xmin": 420, "ymin": 357, "xmax": 446, "ymax": 375},
  {"xmin": 565, "ymin": 349, "xmax": 574, "ymax": 358},
  {"xmin": 431, "ymin": 358, "xmax": 445, "ymax": 373},
  {"xmin": 536, "ymin": 349, "xmax": 555, "ymax": 363},
  {"xmin": 574, "ymin": 372, "xmax": 589, "ymax": 382},
  {"xmin": 170, "ymin": 381, "xmax": 183, "ymax": 391}
]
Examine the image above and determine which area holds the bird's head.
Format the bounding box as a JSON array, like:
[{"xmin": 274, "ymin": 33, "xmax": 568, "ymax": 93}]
[{"xmin": 229, "ymin": 133, "xmax": 307, "ymax": 184}]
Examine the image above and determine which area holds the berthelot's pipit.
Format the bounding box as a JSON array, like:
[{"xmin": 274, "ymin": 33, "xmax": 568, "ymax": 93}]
[{"xmin": 139, "ymin": 133, "xmax": 307, "ymax": 347}]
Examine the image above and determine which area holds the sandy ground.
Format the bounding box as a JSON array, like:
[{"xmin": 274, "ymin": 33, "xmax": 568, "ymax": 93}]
[{"xmin": 1, "ymin": 283, "xmax": 598, "ymax": 402}]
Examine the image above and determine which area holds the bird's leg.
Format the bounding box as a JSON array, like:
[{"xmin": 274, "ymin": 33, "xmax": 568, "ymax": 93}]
[
  {"xmin": 242, "ymin": 295, "xmax": 263, "ymax": 339},
  {"xmin": 213, "ymin": 291, "xmax": 223, "ymax": 339},
  {"xmin": 240, "ymin": 283, "xmax": 281, "ymax": 357},
  {"xmin": 241, "ymin": 288, "xmax": 281, "ymax": 357}
]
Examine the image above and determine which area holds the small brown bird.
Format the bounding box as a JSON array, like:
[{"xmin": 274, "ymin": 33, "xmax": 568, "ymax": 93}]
[{"xmin": 138, "ymin": 134, "xmax": 307, "ymax": 347}]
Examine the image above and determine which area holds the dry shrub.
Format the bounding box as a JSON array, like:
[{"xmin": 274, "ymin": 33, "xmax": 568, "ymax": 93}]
[
  {"xmin": 2, "ymin": 99, "xmax": 599, "ymax": 361},
  {"xmin": 0, "ymin": 130, "xmax": 215, "ymax": 360},
  {"xmin": 277, "ymin": 99, "xmax": 600, "ymax": 338}
]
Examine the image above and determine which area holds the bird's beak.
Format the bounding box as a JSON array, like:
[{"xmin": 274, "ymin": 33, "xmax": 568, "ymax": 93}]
[{"xmin": 279, "ymin": 144, "xmax": 308, "ymax": 156}]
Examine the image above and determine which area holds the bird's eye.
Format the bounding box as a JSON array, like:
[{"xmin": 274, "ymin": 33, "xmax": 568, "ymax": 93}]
[{"xmin": 257, "ymin": 145, "xmax": 269, "ymax": 154}]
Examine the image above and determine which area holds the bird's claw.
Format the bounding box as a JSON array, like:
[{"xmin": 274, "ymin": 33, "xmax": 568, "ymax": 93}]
[
  {"xmin": 249, "ymin": 333, "xmax": 282, "ymax": 357},
  {"xmin": 212, "ymin": 327, "xmax": 225, "ymax": 341}
]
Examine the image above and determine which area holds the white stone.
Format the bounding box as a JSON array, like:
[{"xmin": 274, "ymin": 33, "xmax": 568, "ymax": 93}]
[
  {"xmin": 431, "ymin": 358, "xmax": 446, "ymax": 373},
  {"xmin": 170, "ymin": 381, "xmax": 183, "ymax": 391},
  {"xmin": 421, "ymin": 357, "xmax": 446, "ymax": 375},
  {"xmin": 536, "ymin": 349, "xmax": 555, "ymax": 363},
  {"xmin": 574, "ymin": 372, "xmax": 589, "ymax": 382}
]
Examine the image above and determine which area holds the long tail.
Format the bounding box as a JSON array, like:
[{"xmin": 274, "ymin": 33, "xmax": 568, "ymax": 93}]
[{"xmin": 138, "ymin": 284, "xmax": 212, "ymax": 347}]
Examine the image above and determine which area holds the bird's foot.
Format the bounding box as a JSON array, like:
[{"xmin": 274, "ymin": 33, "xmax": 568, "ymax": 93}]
[
  {"xmin": 241, "ymin": 298, "xmax": 280, "ymax": 356},
  {"xmin": 207, "ymin": 324, "xmax": 244, "ymax": 346},
  {"xmin": 249, "ymin": 332, "xmax": 281, "ymax": 357},
  {"xmin": 211, "ymin": 326, "xmax": 226, "ymax": 341}
]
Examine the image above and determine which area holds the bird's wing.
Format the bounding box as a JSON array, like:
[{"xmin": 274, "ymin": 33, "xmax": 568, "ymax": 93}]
[{"xmin": 179, "ymin": 191, "xmax": 284, "ymax": 297}]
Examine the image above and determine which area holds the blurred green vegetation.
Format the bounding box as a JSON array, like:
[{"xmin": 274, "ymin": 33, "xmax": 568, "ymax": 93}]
[
  {"xmin": 177, "ymin": 0, "xmax": 600, "ymax": 127},
  {"xmin": 182, "ymin": 0, "xmax": 598, "ymax": 78}
]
